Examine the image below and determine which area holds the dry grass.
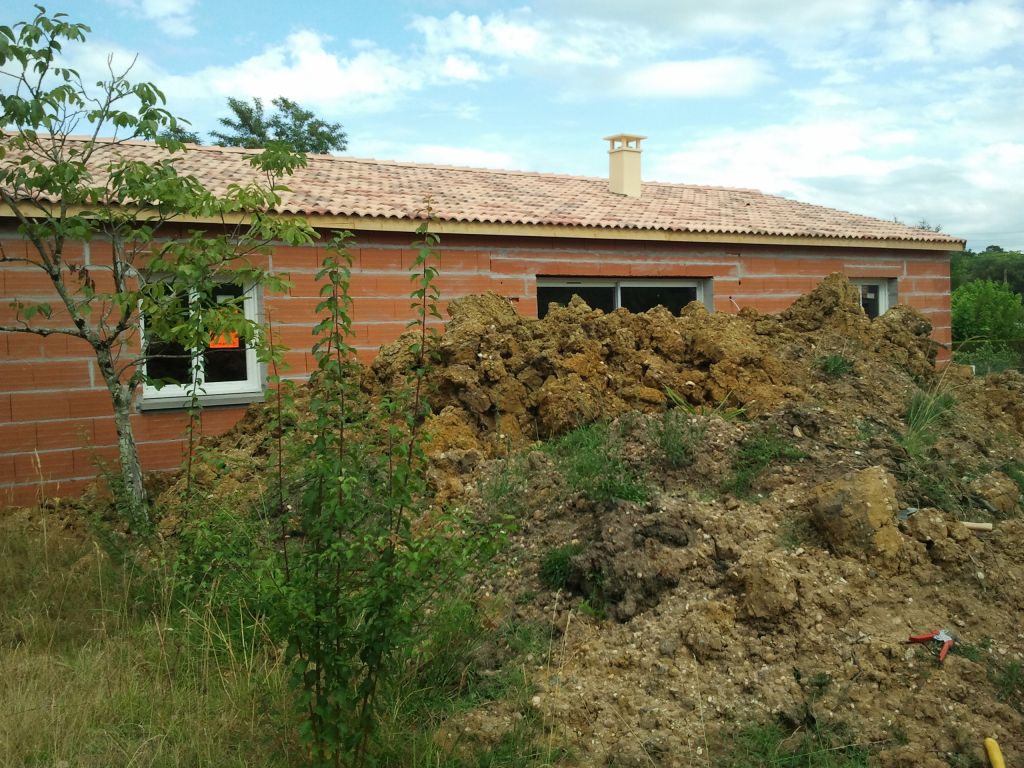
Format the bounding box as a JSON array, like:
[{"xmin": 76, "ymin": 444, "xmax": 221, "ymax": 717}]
[{"xmin": 0, "ymin": 512, "xmax": 301, "ymax": 768}]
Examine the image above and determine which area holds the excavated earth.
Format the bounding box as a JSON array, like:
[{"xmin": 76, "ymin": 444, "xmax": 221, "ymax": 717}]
[{"xmin": 162, "ymin": 274, "xmax": 1024, "ymax": 766}]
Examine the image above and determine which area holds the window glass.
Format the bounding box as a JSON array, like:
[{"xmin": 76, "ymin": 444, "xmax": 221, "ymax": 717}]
[
  {"xmin": 537, "ymin": 285, "xmax": 615, "ymax": 318},
  {"xmin": 204, "ymin": 285, "xmax": 249, "ymax": 383},
  {"xmin": 145, "ymin": 294, "xmax": 190, "ymax": 384},
  {"xmin": 859, "ymin": 283, "xmax": 881, "ymax": 319},
  {"xmin": 620, "ymin": 285, "xmax": 697, "ymax": 314}
]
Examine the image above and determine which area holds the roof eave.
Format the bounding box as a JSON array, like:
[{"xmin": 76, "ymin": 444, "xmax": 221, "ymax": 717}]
[{"xmin": 0, "ymin": 204, "xmax": 967, "ymax": 251}]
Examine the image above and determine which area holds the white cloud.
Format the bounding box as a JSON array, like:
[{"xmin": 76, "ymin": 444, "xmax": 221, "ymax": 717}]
[
  {"xmin": 412, "ymin": 12, "xmax": 545, "ymax": 59},
  {"xmin": 440, "ymin": 55, "xmax": 488, "ymax": 82},
  {"xmin": 410, "ymin": 10, "xmax": 664, "ymax": 68},
  {"xmin": 160, "ymin": 30, "xmax": 472, "ymax": 115},
  {"xmin": 108, "ymin": 0, "xmax": 198, "ymax": 38},
  {"xmin": 616, "ymin": 57, "xmax": 771, "ymax": 98}
]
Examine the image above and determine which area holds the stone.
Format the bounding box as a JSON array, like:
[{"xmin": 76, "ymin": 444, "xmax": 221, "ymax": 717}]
[{"xmin": 812, "ymin": 466, "xmax": 901, "ymax": 558}]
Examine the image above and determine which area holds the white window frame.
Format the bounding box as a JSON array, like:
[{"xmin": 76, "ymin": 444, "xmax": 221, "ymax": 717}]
[
  {"xmin": 536, "ymin": 277, "xmax": 708, "ymax": 314},
  {"xmin": 139, "ymin": 283, "xmax": 264, "ymax": 410}
]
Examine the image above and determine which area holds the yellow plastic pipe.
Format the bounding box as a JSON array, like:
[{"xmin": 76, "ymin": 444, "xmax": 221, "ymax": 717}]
[{"xmin": 985, "ymin": 737, "xmax": 1005, "ymax": 768}]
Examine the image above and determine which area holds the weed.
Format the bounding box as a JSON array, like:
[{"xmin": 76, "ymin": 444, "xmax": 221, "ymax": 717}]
[
  {"xmin": 777, "ymin": 513, "xmax": 816, "ymax": 550},
  {"xmin": 1002, "ymin": 462, "xmax": 1024, "ymax": 497},
  {"xmin": 721, "ymin": 431, "xmax": 807, "ymax": 498},
  {"xmin": 950, "ymin": 637, "xmax": 992, "ymax": 663},
  {"xmin": 723, "ymin": 720, "xmax": 872, "ymax": 768},
  {"xmin": 539, "ymin": 544, "xmax": 583, "ymax": 591},
  {"xmin": 480, "ymin": 451, "xmax": 533, "ymax": 519},
  {"xmin": 656, "ymin": 408, "xmax": 707, "ymax": 468},
  {"xmin": 991, "ymin": 659, "xmax": 1024, "ymax": 711},
  {"xmin": 577, "ymin": 598, "xmax": 607, "ymax": 620},
  {"xmin": 900, "ymin": 389, "xmax": 956, "ymax": 459},
  {"xmin": 816, "ymin": 354, "xmax": 854, "ymax": 377},
  {"xmin": 545, "ymin": 422, "xmax": 648, "ymax": 503}
]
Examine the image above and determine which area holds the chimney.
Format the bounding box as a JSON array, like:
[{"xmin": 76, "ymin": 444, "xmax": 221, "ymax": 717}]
[{"xmin": 604, "ymin": 133, "xmax": 646, "ymax": 197}]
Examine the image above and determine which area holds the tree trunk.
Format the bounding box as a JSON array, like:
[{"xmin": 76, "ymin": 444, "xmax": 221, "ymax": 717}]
[{"xmin": 96, "ymin": 347, "xmax": 149, "ymax": 525}]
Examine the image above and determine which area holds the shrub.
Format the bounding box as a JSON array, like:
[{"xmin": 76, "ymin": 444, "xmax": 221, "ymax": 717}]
[
  {"xmin": 953, "ymin": 342, "xmax": 1022, "ymax": 374},
  {"xmin": 952, "ymin": 280, "xmax": 1024, "ymax": 344}
]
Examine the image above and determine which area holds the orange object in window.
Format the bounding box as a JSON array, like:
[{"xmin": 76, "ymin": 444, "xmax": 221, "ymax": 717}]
[{"xmin": 209, "ymin": 331, "xmax": 240, "ymax": 349}]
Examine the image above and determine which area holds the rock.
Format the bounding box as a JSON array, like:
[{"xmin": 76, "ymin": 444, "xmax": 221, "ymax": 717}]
[
  {"xmin": 733, "ymin": 554, "xmax": 799, "ymax": 621},
  {"xmin": 812, "ymin": 466, "xmax": 902, "ymax": 558},
  {"xmin": 972, "ymin": 471, "xmax": 1020, "ymax": 517}
]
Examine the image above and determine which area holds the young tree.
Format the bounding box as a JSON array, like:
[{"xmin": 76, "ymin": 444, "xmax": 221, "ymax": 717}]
[
  {"xmin": 210, "ymin": 96, "xmax": 347, "ymax": 154},
  {"xmin": 0, "ymin": 9, "xmax": 314, "ymax": 523}
]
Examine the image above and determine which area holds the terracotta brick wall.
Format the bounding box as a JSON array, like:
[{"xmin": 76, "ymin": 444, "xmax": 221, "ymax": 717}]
[{"xmin": 0, "ymin": 229, "xmax": 951, "ymax": 506}]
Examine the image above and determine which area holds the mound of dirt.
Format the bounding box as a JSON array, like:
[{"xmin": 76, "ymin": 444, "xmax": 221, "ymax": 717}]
[{"xmin": 156, "ymin": 273, "xmax": 1024, "ymax": 765}]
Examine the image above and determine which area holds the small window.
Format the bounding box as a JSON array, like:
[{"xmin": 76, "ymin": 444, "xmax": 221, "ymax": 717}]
[
  {"xmin": 141, "ymin": 283, "xmax": 263, "ymax": 407},
  {"xmin": 537, "ymin": 278, "xmax": 705, "ymax": 319},
  {"xmin": 850, "ymin": 278, "xmax": 895, "ymax": 319}
]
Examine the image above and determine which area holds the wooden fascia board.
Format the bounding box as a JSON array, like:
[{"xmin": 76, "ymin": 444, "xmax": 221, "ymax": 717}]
[{"xmin": 0, "ymin": 203, "xmax": 967, "ymax": 252}]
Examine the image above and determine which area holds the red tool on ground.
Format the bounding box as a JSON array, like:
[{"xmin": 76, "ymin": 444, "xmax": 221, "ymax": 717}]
[{"xmin": 907, "ymin": 629, "xmax": 955, "ymax": 662}]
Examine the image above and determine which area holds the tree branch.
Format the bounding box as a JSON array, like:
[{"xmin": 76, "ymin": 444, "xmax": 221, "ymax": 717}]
[{"xmin": 0, "ymin": 324, "xmax": 86, "ymax": 337}]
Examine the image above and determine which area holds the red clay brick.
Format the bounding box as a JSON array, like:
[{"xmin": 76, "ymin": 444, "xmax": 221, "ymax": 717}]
[
  {"xmin": 137, "ymin": 440, "xmax": 187, "ymax": 471},
  {"xmin": 261, "ymin": 297, "xmax": 320, "ymax": 324},
  {"xmin": 66, "ymin": 391, "xmax": 114, "ymax": 418},
  {"xmin": 15, "ymin": 449, "xmax": 76, "ymax": 482},
  {"xmin": 358, "ymin": 247, "xmax": 404, "ymax": 271},
  {"xmin": 35, "ymin": 420, "xmax": 95, "ymax": 450},
  {"xmin": 199, "ymin": 406, "xmax": 249, "ymax": 436},
  {"xmin": 437, "ymin": 249, "xmax": 491, "ymax": 272},
  {"xmin": 271, "ymin": 245, "xmax": 320, "ymax": 271},
  {"xmin": 905, "ymin": 277, "xmax": 950, "ymax": 293},
  {"xmin": 0, "ymin": 454, "xmax": 15, "ymax": 484},
  {"xmin": 904, "ymin": 259, "xmax": 950, "ymax": 277},
  {"xmin": 11, "ymin": 392, "xmax": 71, "ymax": 421},
  {"xmin": 73, "ymin": 446, "xmax": 120, "ymax": 476},
  {"xmin": 283, "ymin": 272, "xmax": 324, "ymax": 298},
  {"xmin": 133, "ymin": 412, "xmax": 190, "ymax": 442},
  {"xmin": 0, "ymin": 423, "xmax": 36, "ymax": 453},
  {"xmin": 0, "ymin": 361, "xmax": 93, "ymax": 392},
  {"xmin": 1, "ymin": 269, "xmax": 62, "ymax": 297}
]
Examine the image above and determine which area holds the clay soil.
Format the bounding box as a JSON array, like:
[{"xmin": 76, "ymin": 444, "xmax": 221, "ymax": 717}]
[{"xmin": 171, "ymin": 275, "xmax": 1024, "ymax": 766}]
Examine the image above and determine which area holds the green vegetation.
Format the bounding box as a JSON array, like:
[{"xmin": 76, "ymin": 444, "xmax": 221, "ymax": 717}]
[
  {"xmin": 815, "ymin": 354, "xmax": 855, "ymax": 377},
  {"xmin": 656, "ymin": 408, "xmax": 707, "ymax": 468},
  {"xmin": 721, "ymin": 431, "xmax": 807, "ymax": 497},
  {"xmin": 897, "ymin": 387, "xmax": 969, "ymax": 513},
  {"xmin": 0, "ymin": 517, "xmax": 300, "ymax": 768},
  {"xmin": 952, "ymin": 279, "xmax": 1024, "ymax": 373},
  {"xmin": 723, "ymin": 721, "xmax": 871, "ymax": 768},
  {"xmin": 539, "ymin": 544, "xmax": 583, "ymax": 591},
  {"xmin": 900, "ymin": 389, "xmax": 956, "ymax": 459},
  {"xmin": 545, "ymin": 422, "xmax": 648, "ymax": 503}
]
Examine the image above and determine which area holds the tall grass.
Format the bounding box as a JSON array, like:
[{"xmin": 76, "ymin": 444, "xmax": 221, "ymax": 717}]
[{"xmin": 0, "ymin": 514, "xmax": 299, "ymax": 768}]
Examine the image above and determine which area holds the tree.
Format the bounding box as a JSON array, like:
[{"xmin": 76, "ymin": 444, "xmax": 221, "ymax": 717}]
[
  {"xmin": 951, "ymin": 279, "xmax": 1024, "ymax": 343},
  {"xmin": 953, "ymin": 247, "xmax": 1024, "ymax": 295},
  {"xmin": 0, "ymin": 9, "xmax": 315, "ymax": 523},
  {"xmin": 158, "ymin": 122, "xmax": 202, "ymax": 145},
  {"xmin": 210, "ymin": 96, "xmax": 347, "ymax": 154}
]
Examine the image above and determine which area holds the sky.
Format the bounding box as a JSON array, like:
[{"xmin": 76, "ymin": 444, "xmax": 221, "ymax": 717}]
[{"xmin": 6, "ymin": 0, "xmax": 1024, "ymax": 250}]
